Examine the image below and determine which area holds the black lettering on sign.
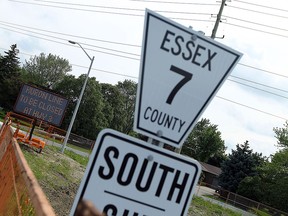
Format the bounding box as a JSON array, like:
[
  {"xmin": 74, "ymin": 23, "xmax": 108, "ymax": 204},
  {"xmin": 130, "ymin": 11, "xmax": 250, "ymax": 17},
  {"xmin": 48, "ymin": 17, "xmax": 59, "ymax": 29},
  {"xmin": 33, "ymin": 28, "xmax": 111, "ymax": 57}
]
[
  {"xmin": 155, "ymin": 164, "xmax": 174, "ymax": 198},
  {"xmin": 160, "ymin": 30, "xmax": 217, "ymax": 71},
  {"xmin": 117, "ymin": 153, "xmax": 138, "ymax": 186},
  {"xmin": 143, "ymin": 106, "xmax": 186, "ymax": 133},
  {"xmin": 166, "ymin": 65, "xmax": 192, "ymax": 105},
  {"xmin": 98, "ymin": 146, "xmax": 119, "ymax": 179},
  {"xmin": 98, "ymin": 146, "xmax": 190, "ymax": 204},
  {"xmin": 168, "ymin": 170, "xmax": 189, "ymax": 204},
  {"xmin": 103, "ymin": 204, "xmax": 117, "ymax": 216},
  {"xmin": 135, "ymin": 158, "xmax": 157, "ymax": 192}
]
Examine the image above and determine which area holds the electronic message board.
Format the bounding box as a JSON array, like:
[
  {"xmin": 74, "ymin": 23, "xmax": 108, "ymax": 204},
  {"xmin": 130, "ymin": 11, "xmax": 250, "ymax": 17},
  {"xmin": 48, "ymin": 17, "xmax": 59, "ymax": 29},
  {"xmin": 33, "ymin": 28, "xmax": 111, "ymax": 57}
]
[{"xmin": 14, "ymin": 84, "xmax": 68, "ymax": 126}]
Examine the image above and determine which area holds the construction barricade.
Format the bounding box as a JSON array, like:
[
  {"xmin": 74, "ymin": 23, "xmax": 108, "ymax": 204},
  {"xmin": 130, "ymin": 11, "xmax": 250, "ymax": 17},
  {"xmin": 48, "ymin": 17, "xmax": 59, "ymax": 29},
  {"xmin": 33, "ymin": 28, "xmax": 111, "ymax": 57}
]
[{"xmin": 0, "ymin": 123, "xmax": 55, "ymax": 216}]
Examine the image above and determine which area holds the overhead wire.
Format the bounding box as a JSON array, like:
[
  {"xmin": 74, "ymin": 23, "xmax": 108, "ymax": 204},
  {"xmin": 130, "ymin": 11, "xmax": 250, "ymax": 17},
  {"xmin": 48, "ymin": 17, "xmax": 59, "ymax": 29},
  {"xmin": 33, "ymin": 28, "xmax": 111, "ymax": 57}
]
[
  {"xmin": 122, "ymin": 0, "xmax": 218, "ymax": 6},
  {"xmin": 230, "ymin": 75, "xmax": 288, "ymax": 94},
  {"xmin": 8, "ymin": 0, "xmax": 215, "ymax": 22},
  {"xmin": 216, "ymin": 96, "xmax": 288, "ymax": 121},
  {"xmin": 2, "ymin": 45, "xmax": 287, "ymax": 99},
  {"xmin": 8, "ymin": 0, "xmax": 288, "ymax": 39},
  {"xmin": 1, "ymin": 45, "xmax": 288, "ymax": 121},
  {"xmin": 233, "ymin": 0, "xmax": 288, "ymax": 13},
  {"xmin": 223, "ymin": 22, "xmax": 288, "ymax": 39},
  {"xmin": 227, "ymin": 5, "xmax": 288, "ymax": 19},
  {"xmin": 1, "ymin": 20, "xmax": 288, "ymax": 80},
  {"xmin": 33, "ymin": 0, "xmax": 213, "ymax": 16},
  {"xmin": 222, "ymin": 15, "xmax": 288, "ymax": 33},
  {"xmin": 0, "ymin": 23, "xmax": 140, "ymax": 57},
  {"xmin": 2, "ymin": 0, "xmax": 288, "ymax": 121},
  {"xmin": 0, "ymin": 20, "xmax": 141, "ymax": 48},
  {"xmin": 0, "ymin": 26, "xmax": 140, "ymax": 60},
  {"xmin": 238, "ymin": 63, "xmax": 288, "ymax": 79},
  {"xmin": 227, "ymin": 79, "xmax": 288, "ymax": 100}
]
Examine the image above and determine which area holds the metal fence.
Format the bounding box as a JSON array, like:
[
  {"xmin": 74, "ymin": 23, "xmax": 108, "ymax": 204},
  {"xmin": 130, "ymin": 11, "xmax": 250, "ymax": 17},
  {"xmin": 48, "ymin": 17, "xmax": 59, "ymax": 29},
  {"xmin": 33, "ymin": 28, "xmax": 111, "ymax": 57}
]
[{"xmin": 196, "ymin": 182, "xmax": 288, "ymax": 216}]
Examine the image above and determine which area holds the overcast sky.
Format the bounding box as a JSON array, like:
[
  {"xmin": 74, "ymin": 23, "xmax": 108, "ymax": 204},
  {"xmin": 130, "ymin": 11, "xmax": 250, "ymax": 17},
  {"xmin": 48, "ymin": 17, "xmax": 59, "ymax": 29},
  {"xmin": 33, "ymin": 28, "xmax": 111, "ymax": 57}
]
[{"xmin": 1, "ymin": 0, "xmax": 288, "ymax": 157}]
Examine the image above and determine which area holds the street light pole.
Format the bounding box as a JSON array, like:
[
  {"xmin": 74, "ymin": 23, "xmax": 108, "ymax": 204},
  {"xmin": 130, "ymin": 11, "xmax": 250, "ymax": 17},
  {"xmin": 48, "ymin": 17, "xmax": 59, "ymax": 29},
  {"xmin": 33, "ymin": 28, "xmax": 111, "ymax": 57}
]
[{"xmin": 60, "ymin": 41, "xmax": 95, "ymax": 153}]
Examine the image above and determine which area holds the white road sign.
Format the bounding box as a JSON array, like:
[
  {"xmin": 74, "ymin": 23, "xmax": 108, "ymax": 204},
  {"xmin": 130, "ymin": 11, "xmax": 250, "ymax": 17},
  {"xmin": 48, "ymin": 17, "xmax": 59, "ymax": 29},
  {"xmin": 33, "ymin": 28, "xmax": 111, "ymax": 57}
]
[
  {"xmin": 134, "ymin": 9, "xmax": 243, "ymax": 148},
  {"xmin": 70, "ymin": 129, "xmax": 201, "ymax": 216}
]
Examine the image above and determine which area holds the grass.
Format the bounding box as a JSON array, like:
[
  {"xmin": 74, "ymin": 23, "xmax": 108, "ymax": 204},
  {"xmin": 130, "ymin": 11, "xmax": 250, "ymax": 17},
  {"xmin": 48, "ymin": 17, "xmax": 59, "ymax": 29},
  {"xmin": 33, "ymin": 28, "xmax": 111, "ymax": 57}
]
[
  {"xmin": 21, "ymin": 144, "xmax": 243, "ymax": 216},
  {"xmin": 189, "ymin": 196, "xmax": 242, "ymax": 216},
  {"xmin": 64, "ymin": 148, "xmax": 89, "ymax": 166},
  {"xmin": 66, "ymin": 143, "xmax": 91, "ymax": 154},
  {"xmin": 21, "ymin": 145, "xmax": 87, "ymax": 189}
]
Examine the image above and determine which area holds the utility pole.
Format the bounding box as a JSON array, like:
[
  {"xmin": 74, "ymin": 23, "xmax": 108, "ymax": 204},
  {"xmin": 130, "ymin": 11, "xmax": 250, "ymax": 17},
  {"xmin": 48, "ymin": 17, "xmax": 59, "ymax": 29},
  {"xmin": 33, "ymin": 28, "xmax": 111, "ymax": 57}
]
[{"xmin": 211, "ymin": 0, "xmax": 226, "ymax": 39}]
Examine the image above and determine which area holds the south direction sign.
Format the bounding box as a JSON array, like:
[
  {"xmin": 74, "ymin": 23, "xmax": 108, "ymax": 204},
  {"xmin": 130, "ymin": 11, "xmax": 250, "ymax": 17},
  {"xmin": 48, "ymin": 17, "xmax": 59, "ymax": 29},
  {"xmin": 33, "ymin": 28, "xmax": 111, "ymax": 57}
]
[
  {"xmin": 70, "ymin": 129, "xmax": 201, "ymax": 216},
  {"xmin": 134, "ymin": 9, "xmax": 243, "ymax": 148}
]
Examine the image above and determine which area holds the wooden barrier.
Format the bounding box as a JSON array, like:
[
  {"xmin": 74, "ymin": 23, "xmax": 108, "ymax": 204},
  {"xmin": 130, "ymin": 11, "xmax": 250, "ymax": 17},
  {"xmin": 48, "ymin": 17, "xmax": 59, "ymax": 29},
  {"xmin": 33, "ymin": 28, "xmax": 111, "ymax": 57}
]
[{"xmin": 0, "ymin": 125, "xmax": 55, "ymax": 216}]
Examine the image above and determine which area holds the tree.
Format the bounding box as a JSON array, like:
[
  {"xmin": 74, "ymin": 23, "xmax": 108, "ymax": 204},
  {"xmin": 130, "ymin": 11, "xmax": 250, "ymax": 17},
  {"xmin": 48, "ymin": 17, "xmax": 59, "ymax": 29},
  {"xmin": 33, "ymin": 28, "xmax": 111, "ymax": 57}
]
[
  {"xmin": 54, "ymin": 75, "xmax": 106, "ymax": 139},
  {"xmin": 0, "ymin": 44, "xmax": 22, "ymax": 110},
  {"xmin": 181, "ymin": 118, "xmax": 226, "ymax": 163},
  {"xmin": 237, "ymin": 149, "xmax": 288, "ymax": 212},
  {"xmin": 115, "ymin": 80, "xmax": 137, "ymax": 135},
  {"xmin": 219, "ymin": 141, "xmax": 263, "ymax": 193},
  {"xmin": 273, "ymin": 121, "xmax": 288, "ymax": 148},
  {"xmin": 22, "ymin": 53, "xmax": 71, "ymax": 88},
  {"xmin": 101, "ymin": 83, "xmax": 125, "ymax": 132}
]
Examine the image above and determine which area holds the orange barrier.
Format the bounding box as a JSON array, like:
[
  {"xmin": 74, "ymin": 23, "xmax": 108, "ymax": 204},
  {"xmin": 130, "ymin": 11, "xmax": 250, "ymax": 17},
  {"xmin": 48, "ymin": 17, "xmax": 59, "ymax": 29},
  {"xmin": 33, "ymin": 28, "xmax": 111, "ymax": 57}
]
[{"xmin": 0, "ymin": 124, "xmax": 55, "ymax": 216}]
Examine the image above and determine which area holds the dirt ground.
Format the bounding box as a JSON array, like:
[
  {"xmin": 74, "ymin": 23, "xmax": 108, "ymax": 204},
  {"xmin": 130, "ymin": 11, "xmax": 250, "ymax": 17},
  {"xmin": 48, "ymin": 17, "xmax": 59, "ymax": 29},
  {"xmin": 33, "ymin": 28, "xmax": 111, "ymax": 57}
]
[{"xmin": 22, "ymin": 145, "xmax": 86, "ymax": 216}]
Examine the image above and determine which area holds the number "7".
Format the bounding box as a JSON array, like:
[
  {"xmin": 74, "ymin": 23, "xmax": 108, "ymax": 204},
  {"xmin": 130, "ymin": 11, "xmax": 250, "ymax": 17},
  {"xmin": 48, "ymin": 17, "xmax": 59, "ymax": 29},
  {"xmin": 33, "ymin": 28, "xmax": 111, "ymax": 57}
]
[{"xmin": 166, "ymin": 65, "xmax": 193, "ymax": 105}]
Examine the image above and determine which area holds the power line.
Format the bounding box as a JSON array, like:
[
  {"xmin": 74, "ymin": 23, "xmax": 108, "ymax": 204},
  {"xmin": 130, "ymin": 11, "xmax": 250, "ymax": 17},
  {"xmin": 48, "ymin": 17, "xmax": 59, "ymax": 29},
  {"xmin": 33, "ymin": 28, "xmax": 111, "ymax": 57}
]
[
  {"xmin": 223, "ymin": 15, "xmax": 288, "ymax": 33},
  {"xmin": 224, "ymin": 22, "xmax": 288, "ymax": 39},
  {"xmin": 233, "ymin": 0, "xmax": 288, "ymax": 13},
  {"xmin": 125, "ymin": 0, "xmax": 218, "ymax": 6},
  {"xmin": 0, "ymin": 20, "xmax": 141, "ymax": 48},
  {"xmin": 32, "ymin": 0, "xmax": 213, "ymax": 16},
  {"xmin": 230, "ymin": 75, "xmax": 288, "ymax": 94},
  {"xmin": 0, "ymin": 26, "xmax": 140, "ymax": 60},
  {"xmin": 227, "ymin": 4, "xmax": 288, "ymax": 19},
  {"xmin": 8, "ymin": 0, "xmax": 215, "ymax": 22},
  {"xmin": 227, "ymin": 79, "xmax": 288, "ymax": 100},
  {"xmin": 216, "ymin": 96, "xmax": 288, "ymax": 121},
  {"xmin": 1, "ymin": 46, "xmax": 287, "ymax": 121},
  {"xmin": 72, "ymin": 64, "xmax": 138, "ymax": 79},
  {"xmin": 2, "ymin": 21, "xmax": 287, "ymax": 81},
  {"xmin": 2, "ymin": 21, "xmax": 288, "ymax": 83},
  {"xmin": 0, "ymin": 23, "xmax": 140, "ymax": 57},
  {"xmin": 238, "ymin": 63, "xmax": 288, "ymax": 79}
]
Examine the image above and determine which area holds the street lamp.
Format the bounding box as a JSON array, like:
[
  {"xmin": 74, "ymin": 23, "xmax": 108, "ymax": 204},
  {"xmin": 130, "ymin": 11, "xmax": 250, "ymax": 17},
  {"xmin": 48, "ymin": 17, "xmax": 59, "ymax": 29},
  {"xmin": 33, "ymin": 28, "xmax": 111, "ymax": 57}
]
[{"xmin": 60, "ymin": 41, "xmax": 95, "ymax": 153}]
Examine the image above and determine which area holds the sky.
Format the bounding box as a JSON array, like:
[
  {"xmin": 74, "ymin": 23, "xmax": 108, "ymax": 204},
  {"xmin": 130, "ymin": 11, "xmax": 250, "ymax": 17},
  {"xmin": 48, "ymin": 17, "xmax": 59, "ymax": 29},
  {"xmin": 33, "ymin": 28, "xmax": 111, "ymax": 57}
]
[{"xmin": 1, "ymin": 0, "xmax": 288, "ymax": 157}]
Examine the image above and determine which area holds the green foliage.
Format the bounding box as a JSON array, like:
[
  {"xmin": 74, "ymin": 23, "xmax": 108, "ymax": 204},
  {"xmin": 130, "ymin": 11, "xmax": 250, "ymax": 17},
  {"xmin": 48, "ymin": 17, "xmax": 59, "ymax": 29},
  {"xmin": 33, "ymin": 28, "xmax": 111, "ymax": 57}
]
[
  {"xmin": 237, "ymin": 176, "xmax": 264, "ymax": 201},
  {"xmin": 115, "ymin": 80, "xmax": 137, "ymax": 134},
  {"xmin": 236, "ymin": 123, "xmax": 288, "ymax": 213},
  {"xmin": 219, "ymin": 141, "xmax": 263, "ymax": 193},
  {"xmin": 181, "ymin": 118, "xmax": 226, "ymax": 163},
  {"xmin": 54, "ymin": 75, "xmax": 106, "ymax": 139},
  {"xmin": 273, "ymin": 121, "xmax": 288, "ymax": 148},
  {"xmin": 22, "ymin": 53, "xmax": 71, "ymax": 88},
  {"xmin": 237, "ymin": 150, "xmax": 288, "ymax": 213},
  {"xmin": 0, "ymin": 44, "xmax": 22, "ymax": 110}
]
